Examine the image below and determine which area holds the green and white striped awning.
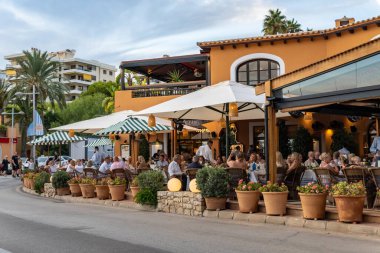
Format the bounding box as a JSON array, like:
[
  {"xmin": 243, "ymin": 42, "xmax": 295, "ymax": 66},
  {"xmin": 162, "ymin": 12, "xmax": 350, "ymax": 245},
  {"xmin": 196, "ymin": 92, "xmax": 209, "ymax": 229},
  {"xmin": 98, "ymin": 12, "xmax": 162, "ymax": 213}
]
[
  {"xmin": 95, "ymin": 117, "xmax": 171, "ymax": 136},
  {"xmin": 85, "ymin": 138, "xmax": 113, "ymax": 147},
  {"xmin": 28, "ymin": 131, "xmax": 86, "ymax": 145}
]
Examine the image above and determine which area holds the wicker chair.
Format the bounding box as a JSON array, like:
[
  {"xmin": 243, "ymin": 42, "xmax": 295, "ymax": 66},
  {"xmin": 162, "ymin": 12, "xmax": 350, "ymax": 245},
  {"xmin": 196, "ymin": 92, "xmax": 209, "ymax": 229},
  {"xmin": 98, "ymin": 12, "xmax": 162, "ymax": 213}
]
[
  {"xmin": 225, "ymin": 167, "xmax": 247, "ymax": 200},
  {"xmin": 284, "ymin": 166, "xmax": 305, "ymax": 200},
  {"xmin": 343, "ymin": 167, "xmax": 366, "ymax": 183},
  {"xmin": 369, "ymin": 168, "xmax": 380, "ymax": 209},
  {"xmin": 314, "ymin": 168, "xmax": 335, "ymax": 187},
  {"xmin": 83, "ymin": 168, "xmax": 97, "ymax": 178}
]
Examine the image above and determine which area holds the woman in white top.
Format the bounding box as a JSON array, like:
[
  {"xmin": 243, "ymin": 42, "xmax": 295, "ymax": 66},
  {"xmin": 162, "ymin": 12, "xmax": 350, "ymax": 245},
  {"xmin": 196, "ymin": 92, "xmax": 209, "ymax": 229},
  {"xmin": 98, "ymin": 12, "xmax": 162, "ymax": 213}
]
[
  {"xmin": 48, "ymin": 160, "xmax": 58, "ymax": 174},
  {"xmin": 75, "ymin": 159, "xmax": 84, "ymax": 174},
  {"xmin": 66, "ymin": 160, "xmax": 76, "ymax": 173}
]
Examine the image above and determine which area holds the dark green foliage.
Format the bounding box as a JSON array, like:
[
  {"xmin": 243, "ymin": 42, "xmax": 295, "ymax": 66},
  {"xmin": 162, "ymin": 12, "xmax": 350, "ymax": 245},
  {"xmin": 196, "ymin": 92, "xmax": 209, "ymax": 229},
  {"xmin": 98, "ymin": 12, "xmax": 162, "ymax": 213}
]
[
  {"xmin": 292, "ymin": 127, "xmax": 313, "ymax": 161},
  {"xmin": 134, "ymin": 188, "xmax": 157, "ymax": 206},
  {"xmin": 331, "ymin": 128, "xmax": 357, "ymax": 153},
  {"xmin": 52, "ymin": 171, "xmax": 70, "ymax": 189},
  {"xmin": 80, "ymin": 81, "xmax": 120, "ymax": 97},
  {"xmin": 138, "ymin": 135, "xmax": 150, "ymax": 162},
  {"xmin": 34, "ymin": 171, "xmax": 50, "ymax": 194},
  {"xmin": 196, "ymin": 166, "xmax": 230, "ymax": 198},
  {"xmin": 219, "ymin": 127, "xmax": 237, "ymax": 156},
  {"xmin": 137, "ymin": 170, "xmax": 164, "ymax": 192},
  {"xmin": 278, "ymin": 120, "xmax": 291, "ymax": 158}
]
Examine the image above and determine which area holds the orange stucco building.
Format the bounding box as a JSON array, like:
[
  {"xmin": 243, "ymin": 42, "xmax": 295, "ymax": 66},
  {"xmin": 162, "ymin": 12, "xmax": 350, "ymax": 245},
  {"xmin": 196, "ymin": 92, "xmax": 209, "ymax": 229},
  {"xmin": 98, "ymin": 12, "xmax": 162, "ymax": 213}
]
[{"xmin": 115, "ymin": 16, "xmax": 380, "ymax": 162}]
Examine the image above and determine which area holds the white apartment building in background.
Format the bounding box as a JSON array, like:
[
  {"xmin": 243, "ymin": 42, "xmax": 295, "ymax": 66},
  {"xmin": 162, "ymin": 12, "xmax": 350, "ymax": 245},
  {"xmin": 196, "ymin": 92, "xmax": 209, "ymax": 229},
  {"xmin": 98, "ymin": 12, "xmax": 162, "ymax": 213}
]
[{"xmin": 4, "ymin": 49, "xmax": 116, "ymax": 101}]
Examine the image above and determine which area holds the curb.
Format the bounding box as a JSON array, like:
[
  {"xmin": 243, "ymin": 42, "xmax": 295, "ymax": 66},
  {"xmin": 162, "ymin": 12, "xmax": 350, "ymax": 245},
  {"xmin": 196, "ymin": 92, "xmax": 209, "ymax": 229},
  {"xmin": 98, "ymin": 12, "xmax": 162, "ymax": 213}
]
[
  {"xmin": 202, "ymin": 210, "xmax": 380, "ymax": 237},
  {"xmin": 21, "ymin": 186, "xmax": 156, "ymax": 212}
]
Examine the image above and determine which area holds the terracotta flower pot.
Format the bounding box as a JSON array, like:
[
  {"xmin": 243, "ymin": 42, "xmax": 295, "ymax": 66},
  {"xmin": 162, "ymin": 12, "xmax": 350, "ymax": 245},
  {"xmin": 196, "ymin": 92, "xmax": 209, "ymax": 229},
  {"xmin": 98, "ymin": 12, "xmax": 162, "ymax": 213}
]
[
  {"xmin": 96, "ymin": 185, "xmax": 110, "ymax": 200},
  {"xmin": 24, "ymin": 178, "xmax": 30, "ymax": 189},
  {"xmin": 108, "ymin": 184, "xmax": 125, "ymax": 201},
  {"xmin": 69, "ymin": 184, "xmax": 82, "ymax": 197},
  {"xmin": 56, "ymin": 187, "xmax": 71, "ymax": 196},
  {"xmin": 30, "ymin": 179, "xmax": 35, "ymax": 190},
  {"xmin": 79, "ymin": 184, "xmax": 96, "ymax": 198},
  {"xmin": 130, "ymin": 186, "xmax": 140, "ymax": 200},
  {"xmin": 299, "ymin": 193, "xmax": 327, "ymax": 220},
  {"xmin": 204, "ymin": 197, "xmax": 227, "ymax": 210},
  {"xmin": 334, "ymin": 195, "xmax": 365, "ymax": 223},
  {"xmin": 236, "ymin": 190, "xmax": 260, "ymax": 213},
  {"xmin": 262, "ymin": 191, "xmax": 288, "ymax": 216}
]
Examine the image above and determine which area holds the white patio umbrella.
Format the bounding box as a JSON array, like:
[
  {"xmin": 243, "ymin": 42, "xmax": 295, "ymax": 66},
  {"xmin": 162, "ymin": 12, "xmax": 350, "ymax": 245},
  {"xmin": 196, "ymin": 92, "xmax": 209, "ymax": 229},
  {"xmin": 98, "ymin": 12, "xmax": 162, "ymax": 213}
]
[{"xmin": 136, "ymin": 80, "xmax": 266, "ymax": 121}]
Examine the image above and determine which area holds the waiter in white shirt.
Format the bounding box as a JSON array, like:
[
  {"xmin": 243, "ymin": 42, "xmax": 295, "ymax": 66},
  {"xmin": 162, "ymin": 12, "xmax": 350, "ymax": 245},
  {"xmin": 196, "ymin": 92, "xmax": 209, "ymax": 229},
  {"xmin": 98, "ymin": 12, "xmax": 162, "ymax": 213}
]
[{"xmin": 196, "ymin": 140, "xmax": 215, "ymax": 164}]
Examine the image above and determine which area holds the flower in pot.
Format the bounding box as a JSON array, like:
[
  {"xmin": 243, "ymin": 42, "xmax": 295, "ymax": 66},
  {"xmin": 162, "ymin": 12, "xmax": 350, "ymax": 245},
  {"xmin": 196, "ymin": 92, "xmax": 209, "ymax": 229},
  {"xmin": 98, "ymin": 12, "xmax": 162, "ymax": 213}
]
[
  {"xmin": 259, "ymin": 182, "xmax": 288, "ymax": 216},
  {"xmin": 297, "ymin": 182, "xmax": 329, "ymax": 220},
  {"xmin": 79, "ymin": 178, "xmax": 96, "ymax": 198},
  {"xmin": 68, "ymin": 177, "xmax": 82, "ymax": 197},
  {"xmin": 130, "ymin": 177, "xmax": 140, "ymax": 200},
  {"xmin": 331, "ymin": 181, "xmax": 366, "ymax": 223},
  {"xmin": 235, "ymin": 180, "xmax": 261, "ymax": 213},
  {"xmin": 52, "ymin": 171, "xmax": 71, "ymax": 196},
  {"xmin": 95, "ymin": 178, "xmax": 110, "ymax": 200},
  {"xmin": 196, "ymin": 166, "xmax": 230, "ymax": 210},
  {"xmin": 107, "ymin": 177, "xmax": 126, "ymax": 201}
]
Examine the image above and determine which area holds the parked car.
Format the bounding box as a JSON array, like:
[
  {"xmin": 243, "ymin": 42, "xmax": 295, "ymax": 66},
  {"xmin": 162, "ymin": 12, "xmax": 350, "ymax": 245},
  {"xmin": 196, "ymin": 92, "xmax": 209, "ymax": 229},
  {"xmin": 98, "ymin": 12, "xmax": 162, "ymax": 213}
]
[{"xmin": 37, "ymin": 156, "xmax": 51, "ymax": 167}]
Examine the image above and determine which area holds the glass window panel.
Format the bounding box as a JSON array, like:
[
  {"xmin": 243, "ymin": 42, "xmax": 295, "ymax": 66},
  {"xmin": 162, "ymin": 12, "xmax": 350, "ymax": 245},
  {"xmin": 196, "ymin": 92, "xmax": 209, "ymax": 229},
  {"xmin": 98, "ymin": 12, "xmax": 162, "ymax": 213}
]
[
  {"xmin": 260, "ymin": 70, "xmax": 269, "ymax": 81},
  {"xmin": 249, "ymin": 61, "xmax": 258, "ymax": 70},
  {"xmin": 238, "ymin": 64, "xmax": 247, "ymax": 71},
  {"xmin": 249, "ymin": 70, "xmax": 258, "ymax": 80},
  {"xmin": 271, "ymin": 70, "xmax": 279, "ymax": 78},
  {"xmin": 271, "ymin": 61, "xmax": 279, "ymax": 69},
  {"xmin": 238, "ymin": 72, "xmax": 247, "ymax": 81},
  {"xmin": 259, "ymin": 61, "xmax": 269, "ymax": 70},
  {"xmin": 249, "ymin": 80, "xmax": 258, "ymax": 86},
  {"xmin": 357, "ymin": 55, "xmax": 380, "ymax": 88}
]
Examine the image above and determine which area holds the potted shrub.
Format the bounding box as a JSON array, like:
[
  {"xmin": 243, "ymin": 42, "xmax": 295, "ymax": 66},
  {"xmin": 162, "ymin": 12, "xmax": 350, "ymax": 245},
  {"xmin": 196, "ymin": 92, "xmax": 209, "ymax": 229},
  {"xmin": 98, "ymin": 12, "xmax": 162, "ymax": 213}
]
[
  {"xmin": 52, "ymin": 171, "xmax": 71, "ymax": 196},
  {"xmin": 130, "ymin": 177, "xmax": 140, "ymax": 200},
  {"xmin": 135, "ymin": 171, "xmax": 164, "ymax": 206},
  {"xmin": 259, "ymin": 182, "xmax": 288, "ymax": 216},
  {"xmin": 79, "ymin": 178, "xmax": 96, "ymax": 198},
  {"xmin": 108, "ymin": 177, "xmax": 126, "ymax": 201},
  {"xmin": 235, "ymin": 180, "xmax": 261, "ymax": 213},
  {"xmin": 96, "ymin": 178, "xmax": 110, "ymax": 200},
  {"xmin": 34, "ymin": 171, "xmax": 50, "ymax": 194},
  {"xmin": 297, "ymin": 182, "xmax": 329, "ymax": 220},
  {"xmin": 196, "ymin": 166, "xmax": 230, "ymax": 210},
  {"xmin": 68, "ymin": 177, "xmax": 82, "ymax": 197},
  {"xmin": 331, "ymin": 182, "xmax": 366, "ymax": 223}
]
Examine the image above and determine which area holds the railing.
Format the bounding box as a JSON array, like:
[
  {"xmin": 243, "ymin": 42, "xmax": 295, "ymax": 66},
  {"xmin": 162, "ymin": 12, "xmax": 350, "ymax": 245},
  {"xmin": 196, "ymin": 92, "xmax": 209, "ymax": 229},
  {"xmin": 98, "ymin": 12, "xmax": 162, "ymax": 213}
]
[{"xmin": 126, "ymin": 80, "xmax": 207, "ymax": 98}]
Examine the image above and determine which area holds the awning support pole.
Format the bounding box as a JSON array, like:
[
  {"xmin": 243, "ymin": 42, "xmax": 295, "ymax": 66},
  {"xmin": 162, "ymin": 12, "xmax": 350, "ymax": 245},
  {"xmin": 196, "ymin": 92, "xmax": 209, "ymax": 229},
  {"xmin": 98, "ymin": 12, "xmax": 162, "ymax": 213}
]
[
  {"xmin": 264, "ymin": 104, "xmax": 269, "ymax": 182},
  {"xmin": 225, "ymin": 103, "xmax": 230, "ymax": 158}
]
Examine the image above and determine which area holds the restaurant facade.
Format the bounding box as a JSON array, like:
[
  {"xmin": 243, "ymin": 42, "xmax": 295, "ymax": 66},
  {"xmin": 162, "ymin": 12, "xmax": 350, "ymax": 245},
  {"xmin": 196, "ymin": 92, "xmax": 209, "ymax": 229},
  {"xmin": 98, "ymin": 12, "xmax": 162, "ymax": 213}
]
[{"xmin": 114, "ymin": 16, "xmax": 380, "ymax": 164}]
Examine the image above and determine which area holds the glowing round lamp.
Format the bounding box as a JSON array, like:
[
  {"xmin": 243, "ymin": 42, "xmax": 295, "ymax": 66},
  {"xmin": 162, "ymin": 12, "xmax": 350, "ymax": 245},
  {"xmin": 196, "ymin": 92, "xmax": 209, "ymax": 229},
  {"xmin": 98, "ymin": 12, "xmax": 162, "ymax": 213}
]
[
  {"xmin": 68, "ymin": 129, "xmax": 75, "ymax": 137},
  {"xmin": 229, "ymin": 103, "xmax": 238, "ymax": 117},
  {"xmin": 148, "ymin": 114, "xmax": 156, "ymax": 127},
  {"xmin": 167, "ymin": 178, "xmax": 182, "ymax": 192},
  {"xmin": 189, "ymin": 179, "xmax": 200, "ymax": 193},
  {"xmin": 109, "ymin": 133, "xmax": 115, "ymax": 140},
  {"xmin": 182, "ymin": 129, "xmax": 189, "ymax": 138}
]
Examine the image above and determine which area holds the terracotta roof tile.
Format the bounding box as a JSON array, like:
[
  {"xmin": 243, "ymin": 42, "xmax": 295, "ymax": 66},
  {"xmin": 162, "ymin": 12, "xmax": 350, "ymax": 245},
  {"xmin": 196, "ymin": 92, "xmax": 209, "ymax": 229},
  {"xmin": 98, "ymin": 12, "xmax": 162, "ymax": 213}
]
[{"xmin": 197, "ymin": 16, "xmax": 380, "ymax": 48}]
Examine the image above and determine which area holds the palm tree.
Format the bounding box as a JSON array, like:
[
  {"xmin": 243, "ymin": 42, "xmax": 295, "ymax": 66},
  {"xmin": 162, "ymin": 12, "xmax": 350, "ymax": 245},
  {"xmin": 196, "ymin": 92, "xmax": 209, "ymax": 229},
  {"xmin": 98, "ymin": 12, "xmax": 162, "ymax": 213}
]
[
  {"xmin": 116, "ymin": 70, "xmax": 147, "ymax": 87},
  {"xmin": 285, "ymin": 18, "xmax": 302, "ymax": 33},
  {"xmin": 0, "ymin": 78, "xmax": 13, "ymax": 124},
  {"xmin": 102, "ymin": 84, "xmax": 120, "ymax": 113},
  {"xmin": 262, "ymin": 9, "xmax": 287, "ymax": 35}
]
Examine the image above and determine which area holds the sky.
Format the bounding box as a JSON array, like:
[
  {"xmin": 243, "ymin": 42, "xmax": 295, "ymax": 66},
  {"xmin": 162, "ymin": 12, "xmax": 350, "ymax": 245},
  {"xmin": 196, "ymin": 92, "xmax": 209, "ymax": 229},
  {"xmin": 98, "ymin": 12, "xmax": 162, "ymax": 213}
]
[{"xmin": 0, "ymin": 0, "xmax": 379, "ymax": 68}]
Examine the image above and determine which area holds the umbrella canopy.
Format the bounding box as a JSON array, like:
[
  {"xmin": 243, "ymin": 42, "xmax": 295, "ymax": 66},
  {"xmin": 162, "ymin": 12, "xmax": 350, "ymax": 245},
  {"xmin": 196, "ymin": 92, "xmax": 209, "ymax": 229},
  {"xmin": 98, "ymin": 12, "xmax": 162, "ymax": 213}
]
[
  {"xmin": 95, "ymin": 117, "xmax": 171, "ymax": 136},
  {"xmin": 85, "ymin": 138, "xmax": 113, "ymax": 147},
  {"xmin": 28, "ymin": 131, "xmax": 86, "ymax": 145},
  {"xmin": 136, "ymin": 80, "xmax": 267, "ymax": 121}
]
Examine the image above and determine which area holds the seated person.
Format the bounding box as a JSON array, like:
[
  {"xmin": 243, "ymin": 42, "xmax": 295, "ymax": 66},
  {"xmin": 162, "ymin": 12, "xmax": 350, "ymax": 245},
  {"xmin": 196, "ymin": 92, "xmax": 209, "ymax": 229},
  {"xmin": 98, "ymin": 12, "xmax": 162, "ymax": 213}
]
[
  {"xmin": 66, "ymin": 160, "xmax": 76, "ymax": 173},
  {"xmin": 75, "ymin": 159, "xmax": 84, "ymax": 174},
  {"xmin": 187, "ymin": 156, "xmax": 202, "ymax": 169},
  {"xmin": 99, "ymin": 156, "xmax": 112, "ymax": 175},
  {"xmin": 86, "ymin": 160, "xmax": 96, "ymax": 169},
  {"xmin": 304, "ymin": 151, "xmax": 319, "ymax": 168},
  {"xmin": 48, "ymin": 160, "xmax": 58, "ymax": 174},
  {"xmin": 156, "ymin": 154, "xmax": 169, "ymax": 169},
  {"xmin": 110, "ymin": 156, "xmax": 124, "ymax": 171},
  {"xmin": 137, "ymin": 155, "xmax": 150, "ymax": 171},
  {"xmin": 168, "ymin": 154, "xmax": 186, "ymax": 190},
  {"xmin": 350, "ymin": 156, "xmax": 361, "ymax": 166},
  {"xmin": 319, "ymin": 152, "xmax": 339, "ymax": 175},
  {"xmin": 227, "ymin": 152, "xmax": 247, "ymax": 169}
]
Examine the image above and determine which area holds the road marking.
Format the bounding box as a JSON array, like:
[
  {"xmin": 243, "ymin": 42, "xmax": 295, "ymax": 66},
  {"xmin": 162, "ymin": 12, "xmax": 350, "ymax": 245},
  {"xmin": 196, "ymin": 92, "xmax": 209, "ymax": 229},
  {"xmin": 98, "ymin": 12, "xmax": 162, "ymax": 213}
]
[{"xmin": 0, "ymin": 249, "xmax": 13, "ymax": 253}]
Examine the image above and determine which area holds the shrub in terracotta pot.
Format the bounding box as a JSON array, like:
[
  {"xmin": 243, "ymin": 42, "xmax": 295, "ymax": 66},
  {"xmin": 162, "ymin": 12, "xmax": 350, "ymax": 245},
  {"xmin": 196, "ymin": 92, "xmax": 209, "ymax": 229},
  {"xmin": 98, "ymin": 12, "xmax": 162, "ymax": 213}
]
[
  {"xmin": 68, "ymin": 177, "xmax": 82, "ymax": 197},
  {"xmin": 130, "ymin": 177, "xmax": 140, "ymax": 200},
  {"xmin": 235, "ymin": 180, "xmax": 261, "ymax": 213},
  {"xmin": 297, "ymin": 182, "xmax": 329, "ymax": 220},
  {"xmin": 259, "ymin": 182, "xmax": 288, "ymax": 216},
  {"xmin": 52, "ymin": 171, "xmax": 71, "ymax": 196},
  {"xmin": 96, "ymin": 178, "xmax": 110, "ymax": 200},
  {"xmin": 135, "ymin": 170, "xmax": 164, "ymax": 206},
  {"xmin": 34, "ymin": 171, "xmax": 50, "ymax": 194},
  {"xmin": 196, "ymin": 166, "xmax": 230, "ymax": 210},
  {"xmin": 331, "ymin": 182, "xmax": 366, "ymax": 223},
  {"xmin": 79, "ymin": 178, "xmax": 96, "ymax": 198},
  {"xmin": 108, "ymin": 177, "xmax": 126, "ymax": 201}
]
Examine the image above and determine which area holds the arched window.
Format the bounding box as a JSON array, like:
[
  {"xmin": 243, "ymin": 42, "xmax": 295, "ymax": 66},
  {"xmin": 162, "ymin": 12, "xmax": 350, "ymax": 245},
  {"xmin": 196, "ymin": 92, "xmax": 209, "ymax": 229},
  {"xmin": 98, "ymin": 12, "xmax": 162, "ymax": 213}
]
[{"xmin": 236, "ymin": 59, "xmax": 280, "ymax": 86}]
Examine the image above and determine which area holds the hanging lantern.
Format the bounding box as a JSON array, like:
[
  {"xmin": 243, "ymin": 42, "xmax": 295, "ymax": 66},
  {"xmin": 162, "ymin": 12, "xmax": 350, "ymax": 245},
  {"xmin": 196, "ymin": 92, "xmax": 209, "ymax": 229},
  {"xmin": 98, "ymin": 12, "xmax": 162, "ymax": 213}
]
[
  {"xmin": 304, "ymin": 112, "xmax": 313, "ymax": 121},
  {"xmin": 68, "ymin": 129, "xmax": 75, "ymax": 137},
  {"xmin": 218, "ymin": 117, "xmax": 226, "ymax": 128},
  {"xmin": 229, "ymin": 103, "xmax": 238, "ymax": 117},
  {"xmin": 109, "ymin": 133, "xmax": 115, "ymax": 140},
  {"xmin": 148, "ymin": 114, "xmax": 156, "ymax": 127},
  {"xmin": 182, "ymin": 129, "xmax": 189, "ymax": 138}
]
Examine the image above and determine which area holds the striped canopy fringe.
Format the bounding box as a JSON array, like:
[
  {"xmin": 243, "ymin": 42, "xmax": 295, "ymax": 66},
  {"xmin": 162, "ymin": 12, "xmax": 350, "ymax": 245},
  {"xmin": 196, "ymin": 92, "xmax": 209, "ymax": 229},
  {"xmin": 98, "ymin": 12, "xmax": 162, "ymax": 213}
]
[
  {"xmin": 95, "ymin": 117, "xmax": 171, "ymax": 136},
  {"xmin": 85, "ymin": 138, "xmax": 113, "ymax": 147},
  {"xmin": 28, "ymin": 131, "xmax": 86, "ymax": 145}
]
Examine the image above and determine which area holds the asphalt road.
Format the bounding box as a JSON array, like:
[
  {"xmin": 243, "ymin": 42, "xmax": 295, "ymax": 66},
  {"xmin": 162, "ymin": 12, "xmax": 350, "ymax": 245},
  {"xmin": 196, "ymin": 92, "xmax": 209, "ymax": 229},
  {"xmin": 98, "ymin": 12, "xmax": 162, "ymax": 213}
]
[{"xmin": 0, "ymin": 176, "xmax": 379, "ymax": 253}]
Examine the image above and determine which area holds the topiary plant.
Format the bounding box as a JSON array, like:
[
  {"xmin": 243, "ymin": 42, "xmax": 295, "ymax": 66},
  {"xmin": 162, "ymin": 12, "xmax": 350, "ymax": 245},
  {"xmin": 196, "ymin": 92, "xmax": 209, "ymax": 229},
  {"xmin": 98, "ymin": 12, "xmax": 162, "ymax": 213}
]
[
  {"xmin": 34, "ymin": 171, "xmax": 50, "ymax": 194},
  {"xmin": 135, "ymin": 188, "xmax": 157, "ymax": 206},
  {"xmin": 292, "ymin": 126, "xmax": 313, "ymax": 161},
  {"xmin": 137, "ymin": 170, "xmax": 164, "ymax": 192},
  {"xmin": 52, "ymin": 171, "xmax": 70, "ymax": 189},
  {"xmin": 196, "ymin": 166, "xmax": 230, "ymax": 198},
  {"xmin": 138, "ymin": 134, "xmax": 150, "ymax": 162}
]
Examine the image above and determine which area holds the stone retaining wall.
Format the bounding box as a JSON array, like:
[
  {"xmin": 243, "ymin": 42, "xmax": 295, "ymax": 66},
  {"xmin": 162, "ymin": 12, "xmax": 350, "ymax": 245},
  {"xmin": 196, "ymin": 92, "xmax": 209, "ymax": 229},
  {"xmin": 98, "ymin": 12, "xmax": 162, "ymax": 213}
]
[
  {"xmin": 43, "ymin": 183, "xmax": 56, "ymax": 198},
  {"xmin": 157, "ymin": 191, "xmax": 205, "ymax": 216}
]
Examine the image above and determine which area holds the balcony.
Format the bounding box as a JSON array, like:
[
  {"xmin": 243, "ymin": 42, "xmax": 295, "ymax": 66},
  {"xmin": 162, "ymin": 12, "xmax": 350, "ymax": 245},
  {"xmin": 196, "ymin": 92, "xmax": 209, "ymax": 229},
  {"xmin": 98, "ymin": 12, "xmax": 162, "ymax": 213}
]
[
  {"xmin": 62, "ymin": 79, "xmax": 92, "ymax": 86},
  {"xmin": 125, "ymin": 80, "xmax": 207, "ymax": 98},
  {"xmin": 61, "ymin": 68, "xmax": 95, "ymax": 75}
]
